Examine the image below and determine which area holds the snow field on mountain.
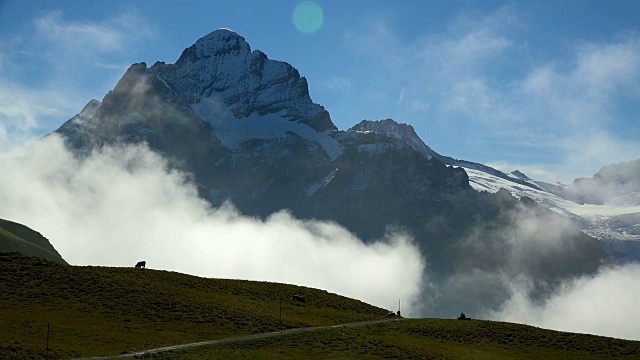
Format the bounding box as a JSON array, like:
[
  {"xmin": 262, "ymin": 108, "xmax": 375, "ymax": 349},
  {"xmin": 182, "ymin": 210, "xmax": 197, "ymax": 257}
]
[
  {"xmin": 462, "ymin": 166, "xmax": 640, "ymax": 243},
  {"xmin": 192, "ymin": 96, "xmax": 342, "ymax": 159}
]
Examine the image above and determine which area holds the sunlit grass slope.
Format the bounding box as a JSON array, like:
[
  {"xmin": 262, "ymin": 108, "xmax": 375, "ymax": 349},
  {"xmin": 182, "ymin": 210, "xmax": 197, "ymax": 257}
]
[
  {"xmin": 0, "ymin": 252, "xmax": 388, "ymax": 359},
  {"xmin": 138, "ymin": 318, "xmax": 640, "ymax": 360}
]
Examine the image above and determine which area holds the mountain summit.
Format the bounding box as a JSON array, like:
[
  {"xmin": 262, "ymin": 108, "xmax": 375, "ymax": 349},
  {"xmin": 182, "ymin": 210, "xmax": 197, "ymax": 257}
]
[
  {"xmin": 52, "ymin": 29, "xmax": 608, "ymax": 317},
  {"xmin": 350, "ymin": 119, "xmax": 434, "ymax": 160},
  {"xmin": 151, "ymin": 29, "xmax": 335, "ymax": 132}
]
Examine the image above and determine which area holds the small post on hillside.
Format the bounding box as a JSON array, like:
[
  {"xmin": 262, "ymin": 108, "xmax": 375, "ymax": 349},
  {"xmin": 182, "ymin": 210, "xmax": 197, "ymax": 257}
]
[
  {"xmin": 279, "ymin": 296, "xmax": 282, "ymax": 322},
  {"xmin": 46, "ymin": 323, "xmax": 50, "ymax": 359}
]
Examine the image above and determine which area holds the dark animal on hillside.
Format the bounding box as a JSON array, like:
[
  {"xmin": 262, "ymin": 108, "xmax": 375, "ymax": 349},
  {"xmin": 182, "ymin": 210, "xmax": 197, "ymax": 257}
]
[
  {"xmin": 135, "ymin": 261, "xmax": 146, "ymax": 268},
  {"xmin": 292, "ymin": 294, "xmax": 305, "ymax": 303}
]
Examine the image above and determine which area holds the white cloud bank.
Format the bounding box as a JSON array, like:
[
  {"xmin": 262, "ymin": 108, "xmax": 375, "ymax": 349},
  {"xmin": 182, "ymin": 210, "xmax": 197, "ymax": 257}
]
[
  {"xmin": 0, "ymin": 136, "xmax": 424, "ymax": 314},
  {"xmin": 488, "ymin": 264, "xmax": 640, "ymax": 341},
  {"xmin": 2, "ymin": 134, "xmax": 640, "ymax": 340}
]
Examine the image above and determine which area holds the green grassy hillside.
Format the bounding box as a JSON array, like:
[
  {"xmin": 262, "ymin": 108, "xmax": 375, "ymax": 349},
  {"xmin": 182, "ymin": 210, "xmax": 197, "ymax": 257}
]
[
  {"xmin": 0, "ymin": 219, "xmax": 67, "ymax": 264},
  {"xmin": 0, "ymin": 252, "xmax": 388, "ymax": 359},
  {"xmin": 142, "ymin": 319, "xmax": 640, "ymax": 360},
  {"xmin": 2, "ymin": 252, "xmax": 639, "ymax": 360}
]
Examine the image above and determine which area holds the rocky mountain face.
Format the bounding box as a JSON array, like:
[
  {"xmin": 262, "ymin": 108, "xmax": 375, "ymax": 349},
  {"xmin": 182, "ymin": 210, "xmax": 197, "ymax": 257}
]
[
  {"xmin": 151, "ymin": 30, "xmax": 334, "ymax": 133},
  {"xmin": 349, "ymin": 120, "xmax": 544, "ymax": 192},
  {"xmin": 53, "ymin": 29, "xmax": 608, "ymax": 316},
  {"xmin": 56, "ymin": 62, "xmax": 228, "ymax": 194}
]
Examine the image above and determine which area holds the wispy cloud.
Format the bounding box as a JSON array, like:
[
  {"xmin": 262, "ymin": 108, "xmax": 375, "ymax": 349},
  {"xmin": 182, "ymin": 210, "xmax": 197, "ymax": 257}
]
[
  {"xmin": 342, "ymin": 7, "xmax": 640, "ymax": 182},
  {"xmin": 513, "ymin": 35, "xmax": 640, "ymax": 179},
  {"xmin": 32, "ymin": 9, "xmax": 152, "ymax": 60},
  {"xmin": 0, "ymin": 82, "xmax": 77, "ymax": 154},
  {"xmin": 421, "ymin": 7, "xmax": 517, "ymax": 75},
  {"xmin": 0, "ymin": 8, "xmax": 154, "ymax": 151},
  {"xmin": 344, "ymin": 7, "xmax": 520, "ymax": 121},
  {"xmin": 518, "ymin": 33, "xmax": 640, "ymax": 128},
  {"xmin": 320, "ymin": 76, "xmax": 353, "ymax": 93}
]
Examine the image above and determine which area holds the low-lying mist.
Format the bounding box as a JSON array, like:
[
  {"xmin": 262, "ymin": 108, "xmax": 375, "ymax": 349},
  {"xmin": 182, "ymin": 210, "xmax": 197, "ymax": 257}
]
[
  {"xmin": 2, "ymin": 135, "xmax": 640, "ymax": 340},
  {"xmin": 415, "ymin": 190, "xmax": 640, "ymax": 341},
  {"xmin": 0, "ymin": 135, "xmax": 424, "ymax": 314},
  {"xmin": 488, "ymin": 263, "xmax": 640, "ymax": 341}
]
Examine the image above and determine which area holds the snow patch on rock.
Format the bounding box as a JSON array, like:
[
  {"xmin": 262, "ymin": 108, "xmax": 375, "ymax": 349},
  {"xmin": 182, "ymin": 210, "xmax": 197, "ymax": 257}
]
[
  {"xmin": 307, "ymin": 168, "xmax": 338, "ymax": 196},
  {"xmin": 191, "ymin": 94, "xmax": 341, "ymax": 159}
]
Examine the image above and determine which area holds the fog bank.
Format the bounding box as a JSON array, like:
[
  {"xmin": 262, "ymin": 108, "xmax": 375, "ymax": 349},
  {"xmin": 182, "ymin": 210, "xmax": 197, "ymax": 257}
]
[
  {"xmin": 2, "ymin": 135, "xmax": 640, "ymax": 340},
  {"xmin": 0, "ymin": 135, "xmax": 424, "ymax": 314},
  {"xmin": 488, "ymin": 264, "xmax": 640, "ymax": 341}
]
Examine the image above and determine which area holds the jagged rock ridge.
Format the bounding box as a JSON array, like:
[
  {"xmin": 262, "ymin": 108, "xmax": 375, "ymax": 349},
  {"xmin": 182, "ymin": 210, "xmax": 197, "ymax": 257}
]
[{"xmin": 151, "ymin": 29, "xmax": 334, "ymax": 133}]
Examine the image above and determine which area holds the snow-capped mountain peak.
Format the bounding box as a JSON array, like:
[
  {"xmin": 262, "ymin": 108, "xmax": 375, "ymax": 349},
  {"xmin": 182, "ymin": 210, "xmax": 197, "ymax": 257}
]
[
  {"xmin": 510, "ymin": 170, "xmax": 532, "ymax": 181},
  {"xmin": 187, "ymin": 28, "xmax": 251, "ymax": 60},
  {"xmin": 151, "ymin": 28, "xmax": 335, "ymax": 132}
]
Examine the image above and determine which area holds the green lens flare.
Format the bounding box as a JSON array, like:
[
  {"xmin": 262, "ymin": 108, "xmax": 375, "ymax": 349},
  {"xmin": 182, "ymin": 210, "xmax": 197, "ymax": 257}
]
[{"xmin": 292, "ymin": 1, "xmax": 324, "ymax": 34}]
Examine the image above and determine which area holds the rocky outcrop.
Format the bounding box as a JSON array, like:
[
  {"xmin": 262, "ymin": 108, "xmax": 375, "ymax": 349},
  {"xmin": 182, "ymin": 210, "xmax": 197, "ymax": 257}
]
[
  {"xmin": 350, "ymin": 119, "xmax": 435, "ymax": 160},
  {"xmin": 55, "ymin": 62, "xmax": 229, "ymax": 196}
]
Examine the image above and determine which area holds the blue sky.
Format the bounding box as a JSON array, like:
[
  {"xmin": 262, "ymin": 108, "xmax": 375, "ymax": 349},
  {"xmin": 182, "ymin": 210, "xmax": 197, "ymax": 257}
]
[{"xmin": 1, "ymin": 0, "xmax": 639, "ymax": 182}]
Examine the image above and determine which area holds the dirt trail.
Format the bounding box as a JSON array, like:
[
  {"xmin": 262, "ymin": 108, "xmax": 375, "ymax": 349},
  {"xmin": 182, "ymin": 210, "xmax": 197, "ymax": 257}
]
[{"xmin": 71, "ymin": 318, "xmax": 404, "ymax": 359}]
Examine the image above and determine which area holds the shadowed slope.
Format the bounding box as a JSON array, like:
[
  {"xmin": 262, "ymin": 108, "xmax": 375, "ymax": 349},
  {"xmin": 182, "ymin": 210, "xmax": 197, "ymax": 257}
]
[
  {"xmin": 0, "ymin": 219, "xmax": 66, "ymax": 264},
  {"xmin": 131, "ymin": 319, "xmax": 640, "ymax": 360},
  {"xmin": 0, "ymin": 252, "xmax": 388, "ymax": 359}
]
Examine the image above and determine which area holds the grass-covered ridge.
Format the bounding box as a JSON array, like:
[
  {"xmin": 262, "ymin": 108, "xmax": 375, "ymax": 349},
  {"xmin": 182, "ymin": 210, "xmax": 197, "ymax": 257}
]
[
  {"xmin": 144, "ymin": 319, "xmax": 640, "ymax": 359},
  {"xmin": 0, "ymin": 219, "xmax": 67, "ymax": 264},
  {"xmin": 0, "ymin": 252, "xmax": 388, "ymax": 359},
  {"xmin": 3, "ymin": 252, "xmax": 640, "ymax": 360}
]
